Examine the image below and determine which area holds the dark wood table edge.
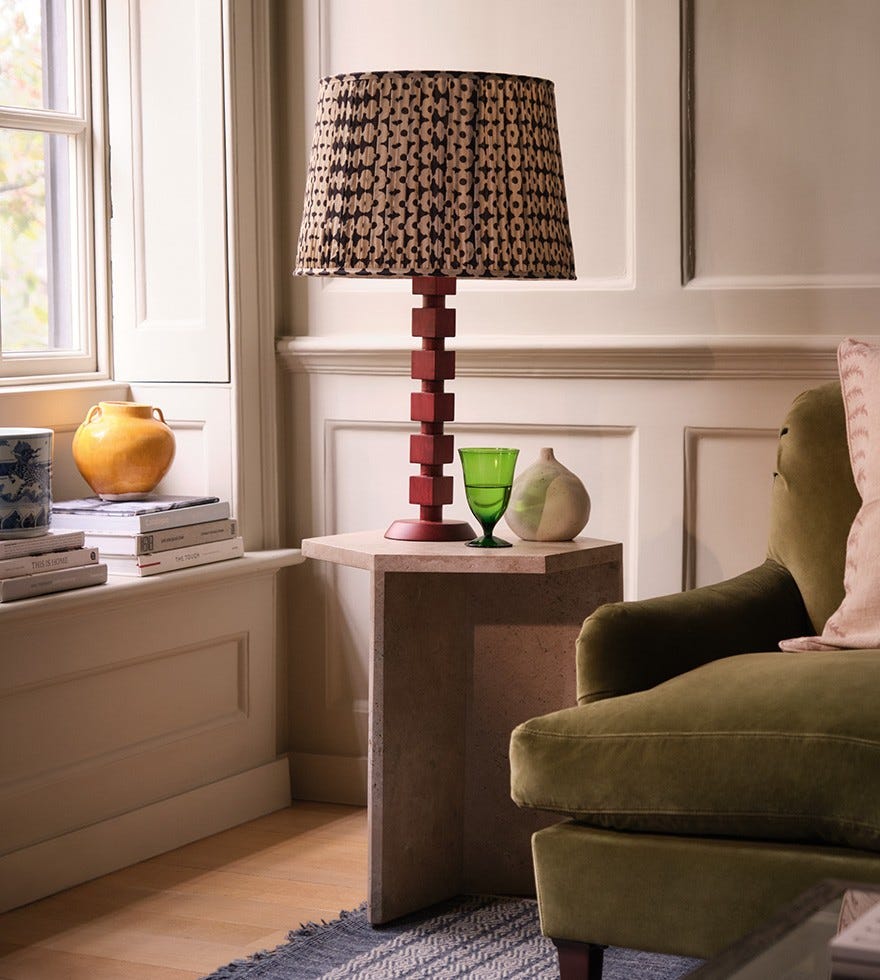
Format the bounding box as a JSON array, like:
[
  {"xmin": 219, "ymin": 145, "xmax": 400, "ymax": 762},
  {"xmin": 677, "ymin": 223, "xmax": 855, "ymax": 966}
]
[{"xmin": 684, "ymin": 879, "xmax": 880, "ymax": 978}]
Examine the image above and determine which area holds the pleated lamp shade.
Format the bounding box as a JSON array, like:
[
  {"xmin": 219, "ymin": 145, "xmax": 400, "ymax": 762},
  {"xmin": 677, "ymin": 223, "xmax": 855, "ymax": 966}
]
[{"xmin": 294, "ymin": 70, "xmax": 575, "ymax": 280}]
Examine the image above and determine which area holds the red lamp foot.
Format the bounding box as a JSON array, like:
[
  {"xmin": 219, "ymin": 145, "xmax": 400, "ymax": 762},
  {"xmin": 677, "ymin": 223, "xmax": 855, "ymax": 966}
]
[{"xmin": 384, "ymin": 518, "xmax": 475, "ymax": 542}]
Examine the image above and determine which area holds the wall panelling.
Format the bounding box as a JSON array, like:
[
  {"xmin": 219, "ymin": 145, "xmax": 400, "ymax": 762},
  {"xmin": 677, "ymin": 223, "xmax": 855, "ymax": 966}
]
[{"xmin": 277, "ymin": 0, "xmax": 878, "ymax": 804}]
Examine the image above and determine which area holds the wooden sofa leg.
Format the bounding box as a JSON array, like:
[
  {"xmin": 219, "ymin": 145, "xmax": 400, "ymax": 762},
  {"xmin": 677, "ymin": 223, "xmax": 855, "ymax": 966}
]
[{"xmin": 553, "ymin": 939, "xmax": 605, "ymax": 979}]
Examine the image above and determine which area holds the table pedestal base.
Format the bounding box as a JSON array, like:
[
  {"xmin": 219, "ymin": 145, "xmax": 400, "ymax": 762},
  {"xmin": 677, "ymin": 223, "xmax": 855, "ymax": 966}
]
[{"xmin": 370, "ymin": 561, "xmax": 621, "ymax": 922}]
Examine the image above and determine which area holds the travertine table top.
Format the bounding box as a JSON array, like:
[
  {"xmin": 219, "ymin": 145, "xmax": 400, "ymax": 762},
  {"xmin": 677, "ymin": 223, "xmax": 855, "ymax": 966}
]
[{"xmin": 302, "ymin": 530, "xmax": 620, "ymax": 575}]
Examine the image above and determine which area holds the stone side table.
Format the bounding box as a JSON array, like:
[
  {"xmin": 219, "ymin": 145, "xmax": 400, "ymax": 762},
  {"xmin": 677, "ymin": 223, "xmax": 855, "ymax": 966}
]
[{"xmin": 301, "ymin": 531, "xmax": 623, "ymax": 924}]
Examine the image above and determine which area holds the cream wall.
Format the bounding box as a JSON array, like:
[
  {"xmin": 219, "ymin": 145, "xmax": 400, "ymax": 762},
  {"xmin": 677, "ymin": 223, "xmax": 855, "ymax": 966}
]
[{"xmin": 275, "ymin": 0, "xmax": 879, "ymax": 803}]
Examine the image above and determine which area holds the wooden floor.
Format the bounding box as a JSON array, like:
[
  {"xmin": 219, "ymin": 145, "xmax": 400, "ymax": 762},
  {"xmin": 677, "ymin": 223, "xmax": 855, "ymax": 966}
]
[{"xmin": 0, "ymin": 802, "xmax": 367, "ymax": 980}]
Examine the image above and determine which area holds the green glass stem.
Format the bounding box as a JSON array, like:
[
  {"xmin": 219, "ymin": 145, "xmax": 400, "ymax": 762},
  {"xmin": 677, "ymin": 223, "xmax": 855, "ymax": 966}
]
[{"xmin": 468, "ymin": 532, "xmax": 512, "ymax": 549}]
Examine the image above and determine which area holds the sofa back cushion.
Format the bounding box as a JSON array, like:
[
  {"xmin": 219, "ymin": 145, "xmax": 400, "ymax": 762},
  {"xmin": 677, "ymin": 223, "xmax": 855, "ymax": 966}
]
[{"xmin": 767, "ymin": 381, "xmax": 861, "ymax": 634}]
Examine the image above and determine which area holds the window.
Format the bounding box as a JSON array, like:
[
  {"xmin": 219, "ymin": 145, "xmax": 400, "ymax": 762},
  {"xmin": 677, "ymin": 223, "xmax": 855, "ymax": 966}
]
[{"xmin": 0, "ymin": 0, "xmax": 104, "ymax": 381}]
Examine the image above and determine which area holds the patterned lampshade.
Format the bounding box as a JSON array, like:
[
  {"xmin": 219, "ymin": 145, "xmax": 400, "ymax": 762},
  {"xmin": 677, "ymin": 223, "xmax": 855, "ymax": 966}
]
[{"xmin": 295, "ymin": 70, "xmax": 576, "ymax": 280}]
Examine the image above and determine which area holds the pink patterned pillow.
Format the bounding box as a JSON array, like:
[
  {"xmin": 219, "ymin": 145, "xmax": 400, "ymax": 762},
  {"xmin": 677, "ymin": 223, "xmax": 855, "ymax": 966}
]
[{"xmin": 780, "ymin": 338, "xmax": 880, "ymax": 651}]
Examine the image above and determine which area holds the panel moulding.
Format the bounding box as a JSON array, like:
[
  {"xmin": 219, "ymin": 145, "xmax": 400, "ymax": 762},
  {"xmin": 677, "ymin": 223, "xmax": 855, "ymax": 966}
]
[
  {"xmin": 0, "ymin": 633, "xmax": 250, "ymax": 796},
  {"xmin": 131, "ymin": 0, "xmax": 210, "ymax": 332},
  {"xmin": 679, "ymin": 0, "xmax": 880, "ymax": 291},
  {"xmin": 682, "ymin": 426, "xmax": 778, "ymax": 591},
  {"xmin": 687, "ymin": 274, "xmax": 880, "ymax": 291}
]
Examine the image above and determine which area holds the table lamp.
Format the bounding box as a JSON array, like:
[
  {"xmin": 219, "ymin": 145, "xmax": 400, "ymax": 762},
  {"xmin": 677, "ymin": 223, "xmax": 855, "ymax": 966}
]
[{"xmin": 295, "ymin": 70, "xmax": 575, "ymax": 541}]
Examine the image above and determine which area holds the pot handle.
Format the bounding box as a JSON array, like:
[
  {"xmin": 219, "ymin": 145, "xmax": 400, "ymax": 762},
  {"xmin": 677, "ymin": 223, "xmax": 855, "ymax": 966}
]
[
  {"xmin": 152, "ymin": 407, "xmax": 166, "ymax": 423},
  {"xmin": 83, "ymin": 404, "xmax": 102, "ymax": 425}
]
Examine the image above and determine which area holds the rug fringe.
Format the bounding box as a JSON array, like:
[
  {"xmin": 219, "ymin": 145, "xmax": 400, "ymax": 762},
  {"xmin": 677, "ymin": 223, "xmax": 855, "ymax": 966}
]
[
  {"xmin": 284, "ymin": 902, "xmax": 368, "ymax": 942},
  {"xmin": 199, "ymin": 904, "xmax": 367, "ymax": 979}
]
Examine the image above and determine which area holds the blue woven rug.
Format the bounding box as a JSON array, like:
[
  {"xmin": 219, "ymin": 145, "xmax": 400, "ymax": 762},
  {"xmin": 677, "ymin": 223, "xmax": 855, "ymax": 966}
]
[{"xmin": 200, "ymin": 896, "xmax": 703, "ymax": 979}]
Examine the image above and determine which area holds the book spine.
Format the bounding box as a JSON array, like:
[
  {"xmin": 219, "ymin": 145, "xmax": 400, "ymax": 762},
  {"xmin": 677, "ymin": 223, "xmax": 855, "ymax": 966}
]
[
  {"xmin": 0, "ymin": 563, "xmax": 108, "ymax": 601},
  {"xmin": 52, "ymin": 502, "xmax": 231, "ymax": 533},
  {"xmin": 47, "ymin": 513, "xmax": 141, "ymax": 533},
  {"xmin": 135, "ymin": 519, "xmax": 238, "ymax": 555},
  {"xmin": 105, "ymin": 537, "xmax": 244, "ymax": 577},
  {"xmin": 138, "ymin": 502, "xmax": 231, "ymax": 532},
  {"xmin": 82, "ymin": 519, "xmax": 238, "ymax": 557},
  {"xmin": 0, "ymin": 547, "xmax": 99, "ymax": 580},
  {"xmin": 0, "ymin": 530, "xmax": 86, "ymax": 559}
]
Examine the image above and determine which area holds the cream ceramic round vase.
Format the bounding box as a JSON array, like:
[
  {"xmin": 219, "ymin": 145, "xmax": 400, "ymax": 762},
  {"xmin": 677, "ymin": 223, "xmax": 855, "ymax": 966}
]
[
  {"xmin": 504, "ymin": 447, "xmax": 590, "ymax": 541},
  {"xmin": 72, "ymin": 402, "xmax": 175, "ymax": 500}
]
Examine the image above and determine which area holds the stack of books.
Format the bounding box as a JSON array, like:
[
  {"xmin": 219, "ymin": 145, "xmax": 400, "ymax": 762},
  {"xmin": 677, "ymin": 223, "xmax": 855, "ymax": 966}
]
[
  {"xmin": 50, "ymin": 495, "xmax": 243, "ymax": 577},
  {"xmin": 0, "ymin": 530, "xmax": 107, "ymax": 602}
]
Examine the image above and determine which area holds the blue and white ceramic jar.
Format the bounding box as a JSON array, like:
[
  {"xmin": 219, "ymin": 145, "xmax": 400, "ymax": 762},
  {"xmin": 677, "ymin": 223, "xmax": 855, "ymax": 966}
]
[{"xmin": 0, "ymin": 428, "xmax": 53, "ymax": 537}]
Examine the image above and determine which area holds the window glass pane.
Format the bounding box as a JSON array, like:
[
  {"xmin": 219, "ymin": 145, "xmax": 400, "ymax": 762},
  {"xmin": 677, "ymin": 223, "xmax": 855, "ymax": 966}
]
[
  {"xmin": 0, "ymin": 127, "xmax": 74, "ymax": 353},
  {"xmin": 0, "ymin": 0, "xmax": 71, "ymax": 113}
]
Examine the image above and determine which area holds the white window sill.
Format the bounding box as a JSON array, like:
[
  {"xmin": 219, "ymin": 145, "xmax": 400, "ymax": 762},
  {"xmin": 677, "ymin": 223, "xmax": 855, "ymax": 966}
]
[{"xmin": 0, "ymin": 549, "xmax": 303, "ymax": 625}]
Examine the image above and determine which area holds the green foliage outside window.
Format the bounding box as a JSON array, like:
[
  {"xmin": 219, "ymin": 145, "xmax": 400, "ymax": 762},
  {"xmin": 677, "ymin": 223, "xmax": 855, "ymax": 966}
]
[{"xmin": 0, "ymin": 0, "xmax": 51, "ymax": 352}]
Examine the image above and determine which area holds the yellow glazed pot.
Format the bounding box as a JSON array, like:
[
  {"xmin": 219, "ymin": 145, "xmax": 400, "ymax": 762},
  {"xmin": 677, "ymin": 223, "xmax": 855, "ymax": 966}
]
[{"xmin": 72, "ymin": 402, "xmax": 176, "ymax": 500}]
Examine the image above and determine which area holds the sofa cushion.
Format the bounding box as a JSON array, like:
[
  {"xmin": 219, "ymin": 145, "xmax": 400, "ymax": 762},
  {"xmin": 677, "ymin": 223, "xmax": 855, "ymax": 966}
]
[
  {"xmin": 510, "ymin": 648, "xmax": 880, "ymax": 853},
  {"xmin": 782, "ymin": 339, "xmax": 880, "ymax": 650}
]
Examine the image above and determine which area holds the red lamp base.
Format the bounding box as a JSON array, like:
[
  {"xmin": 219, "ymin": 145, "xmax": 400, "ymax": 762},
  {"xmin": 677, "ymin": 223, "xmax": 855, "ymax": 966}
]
[
  {"xmin": 389, "ymin": 276, "xmax": 475, "ymax": 544},
  {"xmin": 385, "ymin": 518, "xmax": 475, "ymax": 542}
]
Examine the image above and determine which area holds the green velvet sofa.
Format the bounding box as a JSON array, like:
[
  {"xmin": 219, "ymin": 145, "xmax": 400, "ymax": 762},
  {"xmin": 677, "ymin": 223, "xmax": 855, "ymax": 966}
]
[{"xmin": 510, "ymin": 382, "xmax": 880, "ymax": 979}]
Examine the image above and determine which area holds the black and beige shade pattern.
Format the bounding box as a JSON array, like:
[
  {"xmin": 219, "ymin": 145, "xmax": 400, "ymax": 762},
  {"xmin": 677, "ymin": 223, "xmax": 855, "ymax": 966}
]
[{"xmin": 294, "ymin": 70, "xmax": 576, "ymax": 280}]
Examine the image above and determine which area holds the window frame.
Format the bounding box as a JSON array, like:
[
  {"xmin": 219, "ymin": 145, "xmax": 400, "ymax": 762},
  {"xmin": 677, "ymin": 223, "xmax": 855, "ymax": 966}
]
[{"xmin": 0, "ymin": 0, "xmax": 109, "ymax": 384}]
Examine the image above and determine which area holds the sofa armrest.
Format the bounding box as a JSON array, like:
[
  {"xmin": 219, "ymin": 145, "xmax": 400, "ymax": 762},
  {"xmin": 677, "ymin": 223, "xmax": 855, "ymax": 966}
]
[{"xmin": 576, "ymin": 559, "xmax": 812, "ymax": 704}]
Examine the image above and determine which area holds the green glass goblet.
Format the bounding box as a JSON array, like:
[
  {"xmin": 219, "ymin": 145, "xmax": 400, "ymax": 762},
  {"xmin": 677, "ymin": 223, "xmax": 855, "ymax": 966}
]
[{"xmin": 458, "ymin": 447, "xmax": 520, "ymax": 548}]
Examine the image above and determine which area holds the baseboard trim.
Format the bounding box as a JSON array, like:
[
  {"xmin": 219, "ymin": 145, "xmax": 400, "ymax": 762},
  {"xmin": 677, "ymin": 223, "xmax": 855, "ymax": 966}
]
[
  {"xmin": 290, "ymin": 751, "xmax": 368, "ymax": 806},
  {"xmin": 0, "ymin": 757, "xmax": 291, "ymax": 912}
]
